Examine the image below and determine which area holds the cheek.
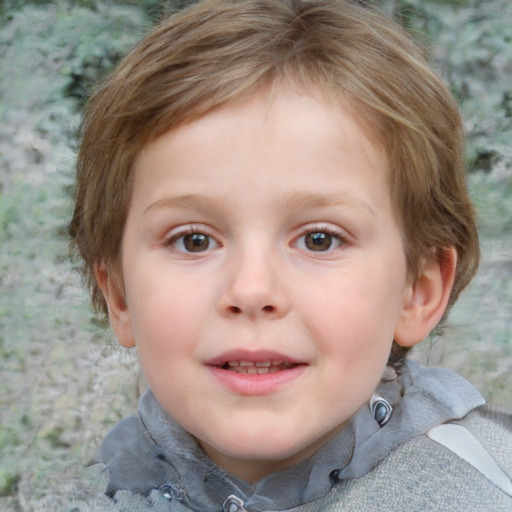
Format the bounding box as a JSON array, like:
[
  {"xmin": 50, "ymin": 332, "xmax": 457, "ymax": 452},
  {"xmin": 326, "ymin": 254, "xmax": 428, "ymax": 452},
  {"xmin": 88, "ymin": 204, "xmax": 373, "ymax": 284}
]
[
  {"xmin": 303, "ymin": 268, "xmax": 402, "ymax": 353},
  {"xmin": 127, "ymin": 277, "xmax": 210, "ymax": 406},
  {"xmin": 126, "ymin": 270, "xmax": 208, "ymax": 351}
]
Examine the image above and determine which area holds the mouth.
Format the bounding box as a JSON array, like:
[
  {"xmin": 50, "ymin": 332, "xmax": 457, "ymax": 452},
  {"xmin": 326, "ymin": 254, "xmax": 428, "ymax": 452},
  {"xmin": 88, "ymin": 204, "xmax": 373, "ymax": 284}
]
[
  {"xmin": 205, "ymin": 350, "xmax": 304, "ymax": 375},
  {"xmin": 205, "ymin": 351, "xmax": 306, "ymax": 395},
  {"xmin": 220, "ymin": 360, "xmax": 298, "ymax": 374}
]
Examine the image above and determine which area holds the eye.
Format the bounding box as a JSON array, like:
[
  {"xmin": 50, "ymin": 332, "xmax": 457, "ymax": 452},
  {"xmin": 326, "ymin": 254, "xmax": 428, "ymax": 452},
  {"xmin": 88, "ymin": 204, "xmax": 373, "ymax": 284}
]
[
  {"xmin": 295, "ymin": 230, "xmax": 344, "ymax": 252},
  {"xmin": 167, "ymin": 231, "xmax": 219, "ymax": 253}
]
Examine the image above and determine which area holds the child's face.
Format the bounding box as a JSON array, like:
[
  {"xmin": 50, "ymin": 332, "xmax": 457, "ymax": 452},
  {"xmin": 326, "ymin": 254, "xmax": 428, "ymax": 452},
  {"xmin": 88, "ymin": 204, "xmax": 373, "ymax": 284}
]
[{"xmin": 110, "ymin": 83, "xmax": 415, "ymax": 481}]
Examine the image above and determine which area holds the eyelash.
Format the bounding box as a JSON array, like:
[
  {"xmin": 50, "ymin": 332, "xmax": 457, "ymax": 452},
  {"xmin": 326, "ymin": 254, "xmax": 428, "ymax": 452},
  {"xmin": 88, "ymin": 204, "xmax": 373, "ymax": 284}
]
[
  {"xmin": 293, "ymin": 224, "xmax": 347, "ymax": 253},
  {"xmin": 164, "ymin": 225, "xmax": 221, "ymax": 254},
  {"xmin": 163, "ymin": 224, "xmax": 348, "ymax": 255}
]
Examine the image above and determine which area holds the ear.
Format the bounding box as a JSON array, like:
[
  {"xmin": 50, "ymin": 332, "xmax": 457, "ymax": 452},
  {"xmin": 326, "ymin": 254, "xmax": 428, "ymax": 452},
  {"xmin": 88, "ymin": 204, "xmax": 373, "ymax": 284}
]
[
  {"xmin": 95, "ymin": 263, "xmax": 136, "ymax": 348},
  {"xmin": 394, "ymin": 247, "xmax": 457, "ymax": 347}
]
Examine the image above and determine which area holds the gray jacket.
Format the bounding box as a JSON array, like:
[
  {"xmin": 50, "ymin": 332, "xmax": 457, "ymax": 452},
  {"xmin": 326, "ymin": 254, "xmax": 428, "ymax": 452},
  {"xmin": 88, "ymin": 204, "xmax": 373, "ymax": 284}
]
[{"xmin": 79, "ymin": 360, "xmax": 512, "ymax": 511}]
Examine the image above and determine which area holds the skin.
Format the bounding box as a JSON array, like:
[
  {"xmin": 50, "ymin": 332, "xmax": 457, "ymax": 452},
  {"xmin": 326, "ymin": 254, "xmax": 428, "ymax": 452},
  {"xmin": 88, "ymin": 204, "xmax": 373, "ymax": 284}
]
[{"xmin": 98, "ymin": 82, "xmax": 456, "ymax": 483}]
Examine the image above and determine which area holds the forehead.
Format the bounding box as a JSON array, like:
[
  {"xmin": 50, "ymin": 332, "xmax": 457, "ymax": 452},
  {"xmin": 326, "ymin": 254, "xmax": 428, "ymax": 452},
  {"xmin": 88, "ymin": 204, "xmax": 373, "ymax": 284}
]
[
  {"xmin": 134, "ymin": 81, "xmax": 388, "ymax": 187},
  {"xmin": 127, "ymin": 82, "xmax": 394, "ymax": 228}
]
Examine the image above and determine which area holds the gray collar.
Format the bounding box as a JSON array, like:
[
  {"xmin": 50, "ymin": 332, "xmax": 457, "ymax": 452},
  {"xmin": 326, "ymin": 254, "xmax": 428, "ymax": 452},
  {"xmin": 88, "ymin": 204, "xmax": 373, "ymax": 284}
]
[{"xmin": 137, "ymin": 360, "xmax": 484, "ymax": 511}]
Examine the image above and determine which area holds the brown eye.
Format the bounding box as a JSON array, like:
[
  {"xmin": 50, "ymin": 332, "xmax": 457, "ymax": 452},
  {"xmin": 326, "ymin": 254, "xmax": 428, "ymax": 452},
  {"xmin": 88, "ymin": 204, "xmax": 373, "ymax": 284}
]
[
  {"xmin": 183, "ymin": 233, "xmax": 210, "ymax": 252},
  {"xmin": 304, "ymin": 232, "xmax": 333, "ymax": 251}
]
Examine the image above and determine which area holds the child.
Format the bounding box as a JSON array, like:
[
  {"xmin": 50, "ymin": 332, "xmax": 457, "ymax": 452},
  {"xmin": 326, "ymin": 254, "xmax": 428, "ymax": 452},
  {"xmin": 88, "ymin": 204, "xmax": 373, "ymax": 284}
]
[{"xmin": 69, "ymin": 0, "xmax": 512, "ymax": 510}]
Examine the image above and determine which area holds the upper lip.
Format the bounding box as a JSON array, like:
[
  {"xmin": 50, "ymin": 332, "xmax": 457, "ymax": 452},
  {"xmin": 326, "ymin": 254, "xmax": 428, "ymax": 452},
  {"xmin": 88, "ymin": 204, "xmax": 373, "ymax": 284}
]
[{"xmin": 204, "ymin": 349, "xmax": 303, "ymax": 367}]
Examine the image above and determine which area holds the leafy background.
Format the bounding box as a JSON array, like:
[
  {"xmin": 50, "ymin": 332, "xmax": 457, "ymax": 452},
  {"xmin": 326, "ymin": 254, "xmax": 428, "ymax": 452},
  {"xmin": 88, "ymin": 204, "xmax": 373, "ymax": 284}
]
[{"xmin": 0, "ymin": 0, "xmax": 511, "ymax": 509}]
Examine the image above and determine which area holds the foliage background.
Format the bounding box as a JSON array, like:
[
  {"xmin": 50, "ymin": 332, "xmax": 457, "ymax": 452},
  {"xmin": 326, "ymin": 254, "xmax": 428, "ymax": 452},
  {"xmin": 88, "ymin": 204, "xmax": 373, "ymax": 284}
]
[{"xmin": 0, "ymin": 0, "xmax": 511, "ymax": 509}]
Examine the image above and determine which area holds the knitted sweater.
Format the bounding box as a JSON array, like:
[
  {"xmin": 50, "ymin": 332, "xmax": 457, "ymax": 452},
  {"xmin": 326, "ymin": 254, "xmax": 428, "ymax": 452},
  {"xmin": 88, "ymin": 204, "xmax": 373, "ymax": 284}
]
[{"xmin": 53, "ymin": 361, "xmax": 512, "ymax": 511}]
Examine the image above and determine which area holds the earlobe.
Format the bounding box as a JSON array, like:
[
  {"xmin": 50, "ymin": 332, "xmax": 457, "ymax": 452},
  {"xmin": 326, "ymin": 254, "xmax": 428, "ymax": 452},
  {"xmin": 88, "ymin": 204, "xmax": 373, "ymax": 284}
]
[
  {"xmin": 95, "ymin": 263, "xmax": 136, "ymax": 348},
  {"xmin": 394, "ymin": 247, "xmax": 457, "ymax": 347}
]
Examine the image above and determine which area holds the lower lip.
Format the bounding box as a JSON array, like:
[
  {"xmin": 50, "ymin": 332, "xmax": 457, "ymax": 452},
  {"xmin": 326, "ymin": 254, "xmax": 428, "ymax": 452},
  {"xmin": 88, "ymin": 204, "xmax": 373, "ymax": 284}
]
[{"xmin": 207, "ymin": 365, "xmax": 307, "ymax": 396}]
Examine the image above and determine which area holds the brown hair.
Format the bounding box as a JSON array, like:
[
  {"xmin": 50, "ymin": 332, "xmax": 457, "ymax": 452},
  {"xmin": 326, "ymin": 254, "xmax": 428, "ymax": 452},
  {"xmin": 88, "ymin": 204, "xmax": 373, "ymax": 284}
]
[{"xmin": 70, "ymin": 0, "xmax": 479, "ymax": 341}]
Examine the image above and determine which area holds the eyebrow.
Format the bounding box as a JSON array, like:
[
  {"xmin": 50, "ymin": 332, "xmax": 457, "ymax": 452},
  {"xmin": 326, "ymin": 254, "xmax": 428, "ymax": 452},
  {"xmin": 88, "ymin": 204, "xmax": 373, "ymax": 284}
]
[
  {"xmin": 144, "ymin": 194, "xmax": 224, "ymax": 215},
  {"xmin": 144, "ymin": 191, "xmax": 377, "ymax": 217},
  {"xmin": 281, "ymin": 191, "xmax": 377, "ymax": 217}
]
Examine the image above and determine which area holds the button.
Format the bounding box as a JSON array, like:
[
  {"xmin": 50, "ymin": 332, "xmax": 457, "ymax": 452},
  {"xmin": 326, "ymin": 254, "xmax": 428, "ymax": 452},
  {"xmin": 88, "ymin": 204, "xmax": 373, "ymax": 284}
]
[
  {"xmin": 158, "ymin": 483, "xmax": 184, "ymax": 502},
  {"xmin": 369, "ymin": 394, "xmax": 393, "ymax": 427},
  {"xmin": 329, "ymin": 468, "xmax": 341, "ymax": 486},
  {"xmin": 161, "ymin": 485, "xmax": 173, "ymax": 500},
  {"xmin": 223, "ymin": 494, "xmax": 245, "ymax": 512}
]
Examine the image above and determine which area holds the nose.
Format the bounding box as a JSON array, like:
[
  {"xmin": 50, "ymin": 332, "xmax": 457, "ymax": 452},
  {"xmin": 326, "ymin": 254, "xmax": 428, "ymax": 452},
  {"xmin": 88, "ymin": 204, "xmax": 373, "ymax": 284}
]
[{"xmin": 218, "ymin": 245, "xmax": 289, "ymax": 319}]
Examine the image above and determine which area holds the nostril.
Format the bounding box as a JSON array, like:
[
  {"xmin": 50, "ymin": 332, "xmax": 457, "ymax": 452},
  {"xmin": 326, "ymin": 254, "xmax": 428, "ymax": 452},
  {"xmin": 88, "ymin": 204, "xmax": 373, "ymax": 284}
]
[{"xmin": 225, "ymin": 304, "xmax": 277, "ymax": 315}]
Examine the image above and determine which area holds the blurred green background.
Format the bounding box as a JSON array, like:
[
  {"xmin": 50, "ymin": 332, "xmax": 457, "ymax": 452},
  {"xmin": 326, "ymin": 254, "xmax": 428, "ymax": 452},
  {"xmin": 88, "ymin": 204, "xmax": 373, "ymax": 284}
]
[{"xmin": 0, "ymin": 0, "xmax": 511, "ymax": 509}]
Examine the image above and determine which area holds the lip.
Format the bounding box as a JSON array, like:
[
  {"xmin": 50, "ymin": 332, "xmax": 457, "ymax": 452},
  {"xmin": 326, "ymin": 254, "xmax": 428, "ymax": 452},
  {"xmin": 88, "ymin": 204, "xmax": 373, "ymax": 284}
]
[
  {"xmin": 205, "ymin": 349, "xmax": 302, "ymax": 367},
  {"xmin": 205, "ymin": 349, "xmax": 307, "ymax": 396}
]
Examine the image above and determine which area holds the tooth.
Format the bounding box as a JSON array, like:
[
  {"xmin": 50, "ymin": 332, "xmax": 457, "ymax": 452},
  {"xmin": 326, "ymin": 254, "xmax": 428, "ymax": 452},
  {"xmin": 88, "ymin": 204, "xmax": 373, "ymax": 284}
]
[
  {"xmin": 247, "ymin": 366, "xmax": 258, "ymax": 374},
  {"xmin": 240, "ymin": 361, "xmax": 252, "ymax": 367},
  {"xmin": 271, "ymin": 360, "xmax": 283, "ymax": 366},
  {"xmin": 255, "ymin": 361, "xmax": 271, "ymax": 367},
  {"xmin": 269, "ymin": 367, "xmax": 280, "ymax": 373},
  {"xmin": 227, "ymin": 361, "xmax": 240, "ymax": 367}
]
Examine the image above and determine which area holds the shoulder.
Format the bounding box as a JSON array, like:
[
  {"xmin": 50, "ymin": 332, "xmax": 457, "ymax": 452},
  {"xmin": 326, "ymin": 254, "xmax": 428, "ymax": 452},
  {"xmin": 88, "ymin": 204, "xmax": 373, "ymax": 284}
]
[
  {"xmin": 320, "ymin": 405, "xmax": 512, "ymax": 512},
  {"xmin": 454, "ymin": 404, "xmax": 512, "ymax": 457},
  {"xmin": 23, "ymin": 463, "xmax": 176, "ymax": 512},
  {"xmin": 93, "ymin": 413, "xmax": 175, "ymax": 497},
  {"xmin": 443, "ymin": 405, "xmax": 512, "ymax": 490}
]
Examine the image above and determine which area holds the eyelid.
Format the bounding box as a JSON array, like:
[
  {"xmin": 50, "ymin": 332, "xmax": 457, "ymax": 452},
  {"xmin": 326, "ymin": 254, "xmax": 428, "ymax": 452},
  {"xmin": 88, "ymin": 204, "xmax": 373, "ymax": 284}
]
[
  {"xmin": 291, "ymin": 223, "xmax": 349, "ymax": 251},
  {"xmin": 163, "ymin": 224, "xmax": 222, "ymax": 253}
]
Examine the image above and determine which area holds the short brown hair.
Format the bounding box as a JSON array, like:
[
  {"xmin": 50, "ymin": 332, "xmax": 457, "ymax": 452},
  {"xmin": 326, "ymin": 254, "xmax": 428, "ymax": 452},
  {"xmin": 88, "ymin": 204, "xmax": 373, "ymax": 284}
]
[{"xmin": 70, "ymin": 0, "xmax": 479, "ymax": 331}]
